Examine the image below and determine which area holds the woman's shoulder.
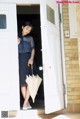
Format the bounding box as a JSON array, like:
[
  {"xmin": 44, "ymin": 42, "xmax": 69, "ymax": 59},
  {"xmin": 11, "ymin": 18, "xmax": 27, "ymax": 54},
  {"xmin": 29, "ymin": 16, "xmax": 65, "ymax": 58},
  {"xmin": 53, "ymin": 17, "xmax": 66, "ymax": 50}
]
[
  {"xmin": 25, "ymin": 35, "xmax": 34, "ymax": 41},
  {"xmin": 22, "ymin": 35, "xmax": 33, "ymax": 42},
  {"xmin": 26, "ymin": 35, "xmax": 33, "ymax": 39}
]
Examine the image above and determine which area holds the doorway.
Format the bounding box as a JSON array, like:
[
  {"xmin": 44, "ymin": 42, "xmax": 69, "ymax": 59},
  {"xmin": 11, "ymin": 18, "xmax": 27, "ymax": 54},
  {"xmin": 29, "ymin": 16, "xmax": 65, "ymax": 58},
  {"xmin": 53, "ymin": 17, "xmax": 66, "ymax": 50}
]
[{"xmin": 17, "ymin": 5, "xmax": 44, "ymax": 109}]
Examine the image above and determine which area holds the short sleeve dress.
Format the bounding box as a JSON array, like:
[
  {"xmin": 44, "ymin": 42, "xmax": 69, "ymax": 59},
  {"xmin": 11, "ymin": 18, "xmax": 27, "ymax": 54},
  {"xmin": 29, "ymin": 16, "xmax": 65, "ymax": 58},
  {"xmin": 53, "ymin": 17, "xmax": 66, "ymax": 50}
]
[{"xmin": 18, "ymin": 35, "xmax": 35, "ymax": 86}]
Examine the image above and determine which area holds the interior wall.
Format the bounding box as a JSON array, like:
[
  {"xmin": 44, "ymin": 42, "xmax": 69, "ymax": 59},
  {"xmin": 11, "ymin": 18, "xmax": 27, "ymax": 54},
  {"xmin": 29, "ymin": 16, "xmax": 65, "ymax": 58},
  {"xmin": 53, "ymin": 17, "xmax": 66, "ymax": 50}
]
[{"xmin": 17, "ymin": 5, "xmax": 40, "ymax": 14}]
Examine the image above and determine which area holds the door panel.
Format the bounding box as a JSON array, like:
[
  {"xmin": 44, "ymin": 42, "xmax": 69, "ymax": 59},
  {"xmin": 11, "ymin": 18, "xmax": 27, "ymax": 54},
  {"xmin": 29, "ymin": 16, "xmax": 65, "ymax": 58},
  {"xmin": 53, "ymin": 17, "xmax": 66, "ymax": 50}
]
[
  {"xmin": 0, "ymin": 4, "xmax": 20, "ymax": 110},
  {"xmin": 40, "ymin": 0, "xmax": 64, "ymax": 113}
]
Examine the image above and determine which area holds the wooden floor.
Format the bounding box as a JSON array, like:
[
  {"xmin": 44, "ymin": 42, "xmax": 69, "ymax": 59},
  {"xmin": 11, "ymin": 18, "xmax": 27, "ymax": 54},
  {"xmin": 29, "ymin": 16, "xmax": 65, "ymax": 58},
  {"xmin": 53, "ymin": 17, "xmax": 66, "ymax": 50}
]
[{"xmin": 6, "ymin": 109, "xmax": 80, "ymax": 119}]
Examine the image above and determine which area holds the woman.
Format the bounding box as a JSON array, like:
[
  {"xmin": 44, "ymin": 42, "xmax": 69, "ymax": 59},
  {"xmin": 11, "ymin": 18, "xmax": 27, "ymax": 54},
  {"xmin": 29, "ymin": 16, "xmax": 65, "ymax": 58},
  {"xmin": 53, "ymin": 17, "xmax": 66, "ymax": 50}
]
[{"xmin": 18, "ymin": 22, "xmax": 35, "ymax": 110}]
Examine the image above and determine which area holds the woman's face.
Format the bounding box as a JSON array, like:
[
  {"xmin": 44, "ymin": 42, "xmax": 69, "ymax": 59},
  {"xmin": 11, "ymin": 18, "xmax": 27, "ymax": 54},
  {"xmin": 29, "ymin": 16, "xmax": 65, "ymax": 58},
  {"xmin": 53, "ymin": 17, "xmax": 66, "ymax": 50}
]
[{"xmin": 22, "ymin": 25, "xmax": 32, "ymax": 36}]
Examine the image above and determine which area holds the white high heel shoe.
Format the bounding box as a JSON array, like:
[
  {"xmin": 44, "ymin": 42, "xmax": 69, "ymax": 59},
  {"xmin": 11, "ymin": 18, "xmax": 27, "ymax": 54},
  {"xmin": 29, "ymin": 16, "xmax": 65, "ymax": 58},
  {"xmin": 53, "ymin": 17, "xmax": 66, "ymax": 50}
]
[{"xmin": 22, "ymin": 105, "xmax": 32, "ymax": 110}]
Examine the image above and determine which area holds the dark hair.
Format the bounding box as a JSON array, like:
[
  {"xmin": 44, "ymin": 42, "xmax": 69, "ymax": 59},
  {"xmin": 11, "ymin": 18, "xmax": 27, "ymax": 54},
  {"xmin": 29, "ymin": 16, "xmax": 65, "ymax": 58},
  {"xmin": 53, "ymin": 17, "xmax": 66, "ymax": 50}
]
[
  {"xmin": 22, "ymin": 21, "xmax": 33, "ymax": 30},
  {"xmin": 18, "ymin": 21, "xmax": 33, "ymax": 37}
]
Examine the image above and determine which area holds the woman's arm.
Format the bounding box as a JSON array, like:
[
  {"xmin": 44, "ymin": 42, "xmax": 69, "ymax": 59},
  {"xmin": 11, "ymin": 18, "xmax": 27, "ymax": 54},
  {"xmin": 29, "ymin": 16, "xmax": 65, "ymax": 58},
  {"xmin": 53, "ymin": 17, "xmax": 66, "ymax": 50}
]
[
  {"xmin": 30, "ymin": 48, "xmax": 35, "ymax": 60},
  {"xmin": 28, "ymin": 48, "xmax": 35, "ymax": 66}
]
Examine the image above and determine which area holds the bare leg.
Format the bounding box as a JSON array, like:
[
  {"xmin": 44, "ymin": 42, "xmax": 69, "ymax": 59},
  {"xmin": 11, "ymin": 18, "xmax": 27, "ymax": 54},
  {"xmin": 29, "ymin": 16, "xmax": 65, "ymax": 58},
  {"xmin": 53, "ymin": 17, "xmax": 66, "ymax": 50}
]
[
  {"xmin": 21, "ymin": 85, "xmax": 31, "ymax": 108},
  {"xmin": 21, "ymin": 86, "xmax": 27, "ymax": 99},
  {"xmin": 23, "ymin": 85, "xmax": 30, "ymax": 107}
]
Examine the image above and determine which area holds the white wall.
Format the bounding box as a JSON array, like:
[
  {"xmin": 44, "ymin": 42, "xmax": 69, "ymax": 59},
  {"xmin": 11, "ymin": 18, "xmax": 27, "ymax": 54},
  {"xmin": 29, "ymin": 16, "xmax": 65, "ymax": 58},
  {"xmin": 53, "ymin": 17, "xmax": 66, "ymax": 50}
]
[{"xmin": 0, "ymin": 0, "xmax": 40, "ymax": 4}]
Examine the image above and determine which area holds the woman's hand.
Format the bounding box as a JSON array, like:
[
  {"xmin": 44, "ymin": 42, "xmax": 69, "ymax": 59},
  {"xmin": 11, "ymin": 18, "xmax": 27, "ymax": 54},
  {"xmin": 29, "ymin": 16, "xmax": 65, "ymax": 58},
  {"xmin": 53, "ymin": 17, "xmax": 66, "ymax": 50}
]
[
  {"xmin": 28, "ymin": 58, "xmax": 33, "ymax": 67},
  {"xmin": 18, "ymin": 38, "xmax": 21, "ymax": 44}
]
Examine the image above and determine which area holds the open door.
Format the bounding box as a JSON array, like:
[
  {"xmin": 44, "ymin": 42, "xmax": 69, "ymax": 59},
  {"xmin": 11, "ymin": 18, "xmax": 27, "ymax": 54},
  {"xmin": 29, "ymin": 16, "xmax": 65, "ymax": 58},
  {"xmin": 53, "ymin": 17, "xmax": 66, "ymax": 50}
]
[
  {"xmin": 0, "ymin": 4, "xmax": 20, "ymax": 110},
  {"xmin": 40, "ymin": 0, "xmax": 64, "ymax": 113}
]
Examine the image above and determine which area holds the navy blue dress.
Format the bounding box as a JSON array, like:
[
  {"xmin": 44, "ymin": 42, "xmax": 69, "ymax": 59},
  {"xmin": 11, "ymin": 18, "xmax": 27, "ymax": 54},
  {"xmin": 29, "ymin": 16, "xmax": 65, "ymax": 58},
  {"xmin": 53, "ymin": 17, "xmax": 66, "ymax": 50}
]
[{"xmin": 18, "ymin": 35, "xmax": 35, "ymax": 86}]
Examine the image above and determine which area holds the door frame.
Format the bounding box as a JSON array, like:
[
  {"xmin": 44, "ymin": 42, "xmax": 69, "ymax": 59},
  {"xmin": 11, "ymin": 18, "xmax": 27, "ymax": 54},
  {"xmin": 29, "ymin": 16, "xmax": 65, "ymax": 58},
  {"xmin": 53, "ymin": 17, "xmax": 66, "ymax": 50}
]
[
  {"xmin": 17, "ymin": 3, "xmax": 67, "ymax": 110},
  {"xmin": 59, "ymin": 4, "xmax": 67, "ymax": 108}
]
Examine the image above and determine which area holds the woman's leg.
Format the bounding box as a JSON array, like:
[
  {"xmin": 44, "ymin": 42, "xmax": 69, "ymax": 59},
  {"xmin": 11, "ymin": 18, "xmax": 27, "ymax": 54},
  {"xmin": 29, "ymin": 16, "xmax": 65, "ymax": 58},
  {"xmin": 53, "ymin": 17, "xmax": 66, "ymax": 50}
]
[
  {"xmin": 23, "ymin": 85, "xmax": 30, "ymax": 107},
  {"xmin": 21, "ymin": 86, "xmax": 27, "ymax": 99},
  {"xmin": 21, "ymin": 85, "xmax": 31, "ymax": 107}
]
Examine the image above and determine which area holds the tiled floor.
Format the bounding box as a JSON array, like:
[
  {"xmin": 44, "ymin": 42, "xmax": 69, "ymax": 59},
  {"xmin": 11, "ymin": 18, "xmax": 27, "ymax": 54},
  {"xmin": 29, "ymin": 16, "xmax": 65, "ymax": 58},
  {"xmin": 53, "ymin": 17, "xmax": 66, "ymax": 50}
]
[{"xmin": 39, "ymin": 113, "xmax": 80, "ymax": 119}]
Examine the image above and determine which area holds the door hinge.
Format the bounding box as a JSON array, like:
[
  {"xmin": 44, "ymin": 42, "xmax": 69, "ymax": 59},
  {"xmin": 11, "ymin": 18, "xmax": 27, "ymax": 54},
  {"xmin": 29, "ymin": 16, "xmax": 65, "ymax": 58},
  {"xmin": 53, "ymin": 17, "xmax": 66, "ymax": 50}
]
[
  {"xmin": 59, "ymin": 13, "xmax": 62, "ymax": 23},
  {"xmin": 63, "ymin": 84, "xmax": 66, "ymax": 95}
]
